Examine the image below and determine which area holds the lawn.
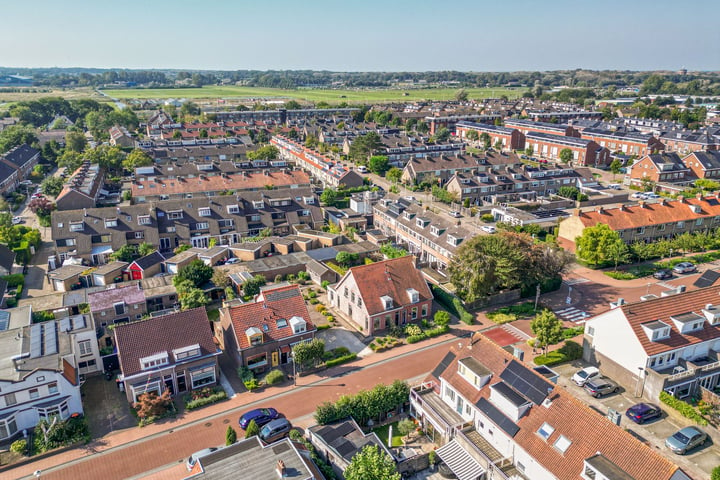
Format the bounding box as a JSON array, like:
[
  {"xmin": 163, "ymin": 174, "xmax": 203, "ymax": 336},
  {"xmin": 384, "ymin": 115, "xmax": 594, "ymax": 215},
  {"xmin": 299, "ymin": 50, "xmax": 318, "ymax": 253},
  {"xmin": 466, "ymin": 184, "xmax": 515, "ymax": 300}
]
[
  {"xmin": 372, "ymin": 421, "xmax": 405, "ymax": 448},
  {"xmin": 207, "ymin": 308, "xmax": 220, "ymax": 322},
  {"xmin": 0, "ymin": 86, "xmax": 108, "ymax": 103},
  {"xmin": 101, "ymin": 85, "xmax": 524, "ymax": 103}
]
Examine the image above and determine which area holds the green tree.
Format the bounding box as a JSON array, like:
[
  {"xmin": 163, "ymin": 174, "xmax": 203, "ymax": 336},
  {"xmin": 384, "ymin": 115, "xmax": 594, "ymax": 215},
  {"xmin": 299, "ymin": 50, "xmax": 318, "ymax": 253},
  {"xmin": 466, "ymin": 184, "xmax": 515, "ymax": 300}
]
[
  {"xmin": 575, "ymin": 223, "xmax": 625, "ymax": 267},
  {"xmin": 40, "ymin": 176, "xmax": 64, "ymax": 197},
  {"xmin": 397, "ymin": 418, "xmax": 416, "ymax": 445},
  {"xmin": 349, "ymin": 132, "xmax": 383, "ymax": 162},
  {"xmin": 494, "ymin": 139, "xmax": 503, "ymax": 150},
  {"xmin": 320, "ymin": 188, "xmax": 338, "ymax": 205},
  {"xmin": 465, "ymin": 130, "xmax": 479, "ymax": 142},
  {"xmin": 122, "ymin": 149, "xmax": 153, "ymax": 172},
  {"xmin": 64, "ymin": 131, "xmax": 87, "ymax": 153},
  {"xmin": 694, "ymin": 178, "xmax": 720, "ymax": 194},
  {"xmin": 244, "ymin": 420, "xmax": 260, "ymax": 438},
  {"xmin": 242, "ymin": 275, "xmax": 267, "ymax": 297},
  {"xmin": 225, "ymin": 425, "xmax": 237, "ymax": 446},
  {"xmin": 368, "ymin": 155, "xmax": 390, "ymax": 175},
  {"xmin": 531, "ymin": 309, "xmax": 563, "ymax": 355},
  {"xmin": 525, "ymin": 145, "xmax": 534, "ymax": 156},
  {"xmin": 480, "ymin": 132, "xmax": 491, "ymax": 149},
  {"xmin": 304, "ymin": 134, "xmax": 319, "ymax": 149},
  {"xmin": 416, "ymin": 121, "xmax": 429, "ymax": 134},
  {"xmin": 386, "ymin": 167, "xmax": 402, "ymax": 184},
  {"xmin": 292, "ymin": 338, "xmax": 325, "ymax": 371},
  {"xmin": 335, "ymin": 251, "xmax": 359, "ymax": 267},
  {"xmin": 84, "ymin": 145, "xmax": 124, "ymax": 171},
  {"xmin": 609, "ymin": 159, "xmax": 622, "ymax": 179},
  {"xmin": 284, "ymin": 100, "xmax": 302, "ymax": 110},
  {"xmin": 380, "ymin": 243, "xmax": 408, "ymax": 259},
  {"xmin": 57, "ymin": 150, "xmax": 84, "ymax": 172},
  {"xmin": 175, "ymin": 259, "xmax": 213, "ymax": 288},
  {"xmin": 137, "ymin": 242, "xmax": 156, "ymax": 257},
  {"xmin": 344, "ymin": 445, "xmax": 401, "ymax": 480},
  {"xmin": 454, "ymin": 89, "xmax": 468, "ymax": 102},
  {"xmin": 435, "ymin": 127, "xmax": 451, "ymax": 143},
  {"xmin": 0, "ymin": 125, "xmax": 37, "ymax": 154},
  {"xmin": 247, "ymin": 145, "xmax": 279, "ymax": 160},
  {"xmin": 212, "ymin": 268, "xmax": 231, "ymax": 288},
  {"xmin": 175, "ymin": 280, "xmax": 210, "ymax": 310},
  {"xmin": 434, "ymin": 310, "xmax": 450, "ymax": 327},
  {"xmin": 109, "ymin": 244, "xmax": 138, "ymax": 262},
  {"xmin": 559, "ymin": 148, "xmax": 574, "ymax": 163}
]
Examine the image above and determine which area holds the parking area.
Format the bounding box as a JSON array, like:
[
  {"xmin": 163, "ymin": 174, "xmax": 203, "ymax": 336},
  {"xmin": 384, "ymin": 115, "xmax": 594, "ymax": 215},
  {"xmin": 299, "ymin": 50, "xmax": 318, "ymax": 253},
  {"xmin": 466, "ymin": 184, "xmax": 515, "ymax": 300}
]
[
  {"xmin": 81, "ymin": 374, "xmax": 137, "ymax": 438},
  {"xmin": 553, "ymin": 361, "xmax": 719, "ymax": 479},
  {"xmin": 316, "ymin": 327, "xmax": 370, "ymax": 356}
]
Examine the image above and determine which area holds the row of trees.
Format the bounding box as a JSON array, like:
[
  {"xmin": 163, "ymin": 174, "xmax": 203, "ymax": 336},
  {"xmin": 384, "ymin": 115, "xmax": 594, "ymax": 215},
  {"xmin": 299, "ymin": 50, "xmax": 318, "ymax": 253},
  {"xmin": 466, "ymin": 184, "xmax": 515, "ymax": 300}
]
[
  {"xmin": 448, "ymin": 231, "xmax": 572, "ymax": 303},
  {"xmin": 314, "ymin": 380, "xmax": 409, "ymax": 426}
]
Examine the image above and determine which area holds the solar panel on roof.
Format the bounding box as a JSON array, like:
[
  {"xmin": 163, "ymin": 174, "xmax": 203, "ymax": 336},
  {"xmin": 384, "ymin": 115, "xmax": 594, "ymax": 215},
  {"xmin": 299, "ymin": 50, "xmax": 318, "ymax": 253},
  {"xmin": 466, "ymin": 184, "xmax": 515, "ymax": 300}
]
[
  {"xmin": 0, "ymin": 311, "xmax": 10, "ymax": 331},
  {"xmin": 499, "ymin": 360, "xmax": 552, "ymax": 405},
  {"xmin": 334, "ymin": 421, "xmax": 356, "ymax": 438},
  {"xmin": 475, "ymin": 398, "xmax": 520, "ymax": 437},
  {"xmin": 335, "ymin": 440, "xmax": 356, "ymax": 458},
  {"xmin": 694, "ymin": 270, "xmax": 720, "ymax": 289},
  {"xmin": 432, "ymin": 352, "xmax": 457, "ymax": 379}
]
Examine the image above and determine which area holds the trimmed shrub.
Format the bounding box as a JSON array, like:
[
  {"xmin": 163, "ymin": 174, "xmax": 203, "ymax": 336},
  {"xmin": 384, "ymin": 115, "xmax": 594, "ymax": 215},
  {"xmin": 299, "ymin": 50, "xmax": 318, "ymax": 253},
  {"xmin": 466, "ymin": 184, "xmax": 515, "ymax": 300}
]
[
  {"xmin": 3, "ymin": 274, "xmax": 24, "ymax": 288},
  {"xmin": 488, "ymin": 313, "xmax": 515, "ymax": 324},
  {"xmin": 315, "ymin": 304, "xmax": 326, "ymax": 313},
  {"xmin": 325, "ymin": 353, "xmax": 357, "ymax": 368},
  {"xmin": 185, "ymin": 391, "xmax": 228, "ymax": 411},
  {"xmin": 406, "ymin": 334, "xmax": 427, "ymax": 344},
  {"xmin": 317, "ymin": 324, "xmax": 331, "ymax": 330},
  {"xmin": 659, "ymin": 391, "xmax": 708, "ymax": 425},
  {"xmin": 10, "ymin": 439, "xmax": 27, "ymax": 455},
  {"xmin": 244, "ymin": 378, "xmax": 260, "ymax": 391},
  {"xmin": 404, "ymin": 324, "xmax": 422, "ymax": 336},
  {"xmin": 264, "ymin": 369, "xmax": 285, "ymax": 386},
  {"xmin": 712, "ymin": 466, "xmax": 720, "ymax": 480},
  {"xmin": 6, "ymin": 298, "xmax": 17, "ymax": 308}
]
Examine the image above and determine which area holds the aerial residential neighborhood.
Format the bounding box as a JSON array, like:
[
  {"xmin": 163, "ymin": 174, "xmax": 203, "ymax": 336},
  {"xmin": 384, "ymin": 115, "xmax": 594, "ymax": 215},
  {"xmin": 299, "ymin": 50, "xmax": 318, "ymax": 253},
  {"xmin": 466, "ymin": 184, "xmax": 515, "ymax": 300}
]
[{"xmin": 0, "ymin": 3, "xmax": 717, "ymax": 480}]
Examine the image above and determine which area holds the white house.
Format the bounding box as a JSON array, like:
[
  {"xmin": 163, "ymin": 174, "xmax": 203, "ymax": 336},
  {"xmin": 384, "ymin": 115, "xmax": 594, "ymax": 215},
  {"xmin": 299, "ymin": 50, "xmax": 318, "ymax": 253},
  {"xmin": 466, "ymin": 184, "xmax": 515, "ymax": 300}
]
[
  {"xmin": 410, "ymin": 333, "xmax": 691, "ymax": 480},
  {"xmin": 583, "ymin": 285, "xmax": 720, "ymax": 402},
  {"xmin": 0, "ymin": 307, "xmax": 95, "ymax": 441}
]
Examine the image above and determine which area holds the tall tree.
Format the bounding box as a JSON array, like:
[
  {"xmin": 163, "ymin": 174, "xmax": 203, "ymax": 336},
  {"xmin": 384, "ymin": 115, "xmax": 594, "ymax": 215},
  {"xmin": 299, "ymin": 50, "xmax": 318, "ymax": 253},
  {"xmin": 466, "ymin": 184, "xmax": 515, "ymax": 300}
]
[
  {"xmin": 368, "ymin": 155, "xmax": 390, "ymax": 175},
  {"xmin": 225, "ymin": 425, "xmax": 237, "ymax": 446},
  {"xmin": 344, "ymin": 445, "xmax": 401, "ymax": 480},
  {"xmin": 575, "ymin": 223, "xmax": 625, "ymax": 267},
  {"xmin": 559, "ymin": 148, "xmax": 574, "ymax": 163},
  {"xmin": 175, "ymin": 259, "xmax": 213, "ymax": 288},
  {"xmin": 609, "ymin": 158, "xmax": 622, "ymax": 179},
  {"xmin": 531, "ymin": 309, "xmax": 563, "ymax": 355},
  {"xmin": 386, "ymin": 167, "xmax": 402, "ymax": 184},
  {"xmin": 349, "ymin": 132, "xmax": 383, "ymax": 162},
  {"xmin": 122, "ymin": 149, "xmax": 153, "ymax": 171},
  {"xmin": 244, "ymin": 420, "xmax": 260, "ymax": 438}
]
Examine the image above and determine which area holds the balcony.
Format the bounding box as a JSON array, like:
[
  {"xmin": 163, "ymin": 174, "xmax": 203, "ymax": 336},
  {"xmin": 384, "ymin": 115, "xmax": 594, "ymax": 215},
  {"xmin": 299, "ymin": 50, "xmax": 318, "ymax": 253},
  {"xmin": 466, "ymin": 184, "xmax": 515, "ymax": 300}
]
[
  {"xmin": 409, "ymin": 383, "xmax": 464, "ymax": 442},
  {"xmin": 457, "ymin": 428, "xmax": 524, "ymax": 480}
]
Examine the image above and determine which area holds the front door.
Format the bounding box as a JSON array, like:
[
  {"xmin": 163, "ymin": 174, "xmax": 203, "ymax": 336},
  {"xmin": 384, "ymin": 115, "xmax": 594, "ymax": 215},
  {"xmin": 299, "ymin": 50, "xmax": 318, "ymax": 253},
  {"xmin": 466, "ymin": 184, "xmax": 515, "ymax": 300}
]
[
  {"xmin": 177, "ymin": 374, "xmax": 187, "ymax": 393},
  {"xmin": 272, "ymin": 351, "xmax": 279, "ymax": 367}
]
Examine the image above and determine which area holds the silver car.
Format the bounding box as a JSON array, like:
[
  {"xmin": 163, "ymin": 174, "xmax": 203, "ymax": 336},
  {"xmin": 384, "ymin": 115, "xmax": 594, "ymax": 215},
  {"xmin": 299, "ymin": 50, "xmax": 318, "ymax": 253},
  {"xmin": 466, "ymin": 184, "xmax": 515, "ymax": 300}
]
[{"xmin": 665, "ymin": 426, "xmax": 707, "ymax": 455}]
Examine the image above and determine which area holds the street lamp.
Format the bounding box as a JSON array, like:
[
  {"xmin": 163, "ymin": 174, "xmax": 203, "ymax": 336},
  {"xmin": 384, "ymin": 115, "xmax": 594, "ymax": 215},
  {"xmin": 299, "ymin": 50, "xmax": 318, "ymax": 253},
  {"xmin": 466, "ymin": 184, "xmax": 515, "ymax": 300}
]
[{"xmin": 291, "ymin": 352, "xmax": 297, "ymax": 387}]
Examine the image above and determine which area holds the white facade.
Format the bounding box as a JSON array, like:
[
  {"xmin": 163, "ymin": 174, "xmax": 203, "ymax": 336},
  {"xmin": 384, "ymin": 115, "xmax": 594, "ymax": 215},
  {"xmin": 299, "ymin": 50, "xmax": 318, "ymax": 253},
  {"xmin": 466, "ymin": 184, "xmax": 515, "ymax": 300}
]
[{"xmin": 584, "ymin": 309, "xmax": 648, "ymax": 374}]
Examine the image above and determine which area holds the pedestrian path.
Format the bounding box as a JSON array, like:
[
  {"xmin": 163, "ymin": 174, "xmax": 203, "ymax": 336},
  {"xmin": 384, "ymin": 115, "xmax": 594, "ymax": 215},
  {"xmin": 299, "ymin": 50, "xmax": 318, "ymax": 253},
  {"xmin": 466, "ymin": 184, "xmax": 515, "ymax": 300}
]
[{"xmin": 554, "ymin": 306, "xmax": 590, "ymax": 323}]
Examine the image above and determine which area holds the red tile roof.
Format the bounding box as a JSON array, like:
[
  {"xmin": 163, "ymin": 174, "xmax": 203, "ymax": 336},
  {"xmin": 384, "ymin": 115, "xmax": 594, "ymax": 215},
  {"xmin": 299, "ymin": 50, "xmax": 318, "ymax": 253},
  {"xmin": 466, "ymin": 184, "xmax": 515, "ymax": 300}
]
[
  {"xmin": 225, "ymin": 284, "xmax": 314, "ymax": 350},
  {"xmin": 114, "ymin": 307, "xmax": 217, "ymax": 377},
  {"xmin": 576, "ymin": 195, "xmax": 720, "ymax": 230},
  {"xmin": 345, "ymin": 256, "xmax": 432, "ymax": 316},
  {"xmin": 429, "ymin": 335, "xmax": 683, "ymax": 480},
  {"xmin": 617, "ymin": 284, "xmax": 720, "ymax": 356}
]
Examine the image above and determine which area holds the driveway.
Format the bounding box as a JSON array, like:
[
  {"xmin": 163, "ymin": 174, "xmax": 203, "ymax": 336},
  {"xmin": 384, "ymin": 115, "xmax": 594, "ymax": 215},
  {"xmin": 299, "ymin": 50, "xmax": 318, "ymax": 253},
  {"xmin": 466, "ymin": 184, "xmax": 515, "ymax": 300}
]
[
  {"xmin": 81, "ymin": 375, "xmax": 137, "ymax": 439},
  {"xmin": 317, "ymin": 327, "xmax": 370, "ymax": 356}
]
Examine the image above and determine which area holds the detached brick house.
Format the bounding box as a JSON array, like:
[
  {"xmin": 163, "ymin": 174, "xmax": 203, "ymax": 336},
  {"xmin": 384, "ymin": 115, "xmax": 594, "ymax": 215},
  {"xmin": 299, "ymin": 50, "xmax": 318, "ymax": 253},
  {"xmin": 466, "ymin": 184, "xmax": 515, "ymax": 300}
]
[
  {"xmin": 626, "ymin": 152, "xmax": 693, "ymax": 190},
  {"xmin": 682, "ymin": 150, "xmax": 720, "ymax": 180},
  {"xmin": 114, "ymin": 307, "xmax": 220, "ymax": 403},
  {"xmin": 218, "ymin": 284, "xmax": 316, "ymax": 372},
  {"xmin": 328, "ymin": 256, "xmax": 433, "ymax": 336}
]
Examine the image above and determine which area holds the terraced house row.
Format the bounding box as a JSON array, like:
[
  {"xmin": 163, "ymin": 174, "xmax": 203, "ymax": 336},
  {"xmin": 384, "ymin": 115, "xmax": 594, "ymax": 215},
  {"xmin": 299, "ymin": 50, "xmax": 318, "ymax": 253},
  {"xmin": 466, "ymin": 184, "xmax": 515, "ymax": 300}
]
[{"xmin": 50, "ymin": 188, "xmax": 323, "ymax": 266}]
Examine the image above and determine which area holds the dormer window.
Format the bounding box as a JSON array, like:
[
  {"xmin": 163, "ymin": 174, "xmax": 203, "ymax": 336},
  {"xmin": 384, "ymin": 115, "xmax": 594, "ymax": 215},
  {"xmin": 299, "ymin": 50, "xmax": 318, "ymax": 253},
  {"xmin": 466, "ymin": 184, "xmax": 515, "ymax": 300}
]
[
  {"xmin": 104, "ymin": 218, "xmax": 118, "ymax": 228},
  {"xmin": 642, "ymin": 320, "xmax": 671, "ymax": 342},
  {"xmin": 198, "ymin": 207, "xmax": 212, "ymax": 217},
  {"xmin": 138, "ymin": 215, "xmax": 151, "ymax": 225},
  {"xmin": 140, "ymin": 352, "xmax": 169, "ymax": 370},
  {"xmin": 406, "ymin": 288, "xmax": 419, "ymax": 304},
  {"xmin": 173, "ymin": 344, "xmax": 201, "ymax": 361},
  {"xmin": 69, "ymin": 221, "xmax": 84, "ymax": 232},
  {"xmin": 114, "ymin": 302, "xmax": 126, "ymax": 315},
  {"xmin": 168, "ymin": 210, "xmax": 183, "ymax": 220},
  {"xmin": 380, "ymin": 295, "xmax": 394, "ymax": 310},
  {"xmin": 289, "ymin": 316, "xmax": 306, "ymax": 334},
  {"xmin": 702, "ymin": 305, "xmax": 720, "ymax": 326},
  {"xmin": 253, "ymin": 200, "xmax": 264, "ymax": 209},
  {"xmin": 227, "ymin": 204, "xmax": 240, "ymax": 214},
  {"xmin": 303, "ymin": 196, "xmax": 315, "ymax": 205},
  {"xmin": 430, "ymin": 225, "xmax": 441, "ymax": 236},
  {"xmin": 447, "ymin": 235, "xmax": 462, "ymax": 247},
  {"xmin": 404, "ymin": 211, "xmax": 415, "ymax": 220},
  {"xmin": 670, "ymin": 312, "xmax": 705, "ymax": 334},
  {"xmin": 415, "ymin": 218, "xmax": 430, "ymax": 228},
  {"xmin": 246, "ymin": 327, "xmax": 263, "ymax": 346}
]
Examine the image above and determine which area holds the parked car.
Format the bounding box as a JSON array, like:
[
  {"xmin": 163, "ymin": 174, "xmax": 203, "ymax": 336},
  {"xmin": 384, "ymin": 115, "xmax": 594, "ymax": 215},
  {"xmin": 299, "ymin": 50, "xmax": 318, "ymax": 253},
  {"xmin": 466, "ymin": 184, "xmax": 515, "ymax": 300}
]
[
  {"xmin": 584, "ymin": 378, "xmax": 619, "ymax": 398},
  {"xmin": 225, "ymin": 257, "xmax": 240, "ymax": 264},
  {"xmin": 259, "ymin": 418, "xmax": 292, "ymax": 444},
  {"xmin": 672, "ymin": 262, "xmax": 697, "ymax": 274},
  {"xmin": 644, "ymin": 193, "xmax": 661, "ymax": 199},
  {"xmin": 572, "ymin": 366, "xmax": 601, "ymax": 386},
  {"xmin": 357, "ymin": 166, "xmax": 368, "ymax": 174},
  {"xmin": 665, "ymin": 426, "xmax": 707, "ymax": 454},
  {"xmin": 11, "ymin": 216, "xmax": 23, "ymax": 225},
  {"xmin": 608, "ymin": 183, "xmax": 622, "ymax": 190},
  {"xmin": 19, "ymin": 180, "xmax": 33, "ymax": 186},
  {"xmin": 239, "ymin": 407, "xmax": 279, "ymax": 429},
  {"xmin": 481, "ymin": 225, "xmax": 496, "ymax": 234},
  {"xmin": 625, "ymin": 403, "xmax": 662, "ymax": 424},
  {"xmin": 449, "ymin": 211, "xmax": 461, "ymax": 218},
  {"xmin": 631, "ymin": 192, "xmax": 647, "ymax": 200},
  {"xmin": 186, "ymin": 447, "xmax": 219, "ymax": 470},
  {"xmin": 653, "ymin": 269, "xmax": 673, "ymax": 280}
]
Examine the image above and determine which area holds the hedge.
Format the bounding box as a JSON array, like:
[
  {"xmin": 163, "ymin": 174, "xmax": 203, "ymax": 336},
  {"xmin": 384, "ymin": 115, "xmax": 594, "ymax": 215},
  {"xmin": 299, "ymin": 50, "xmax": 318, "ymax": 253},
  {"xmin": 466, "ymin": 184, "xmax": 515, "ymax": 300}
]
[
  {"xmin": 264, "ymin": 369, "xmax": 285, "ymax": 386},
  {"xmin": 185, "ymin": 391, "xmax": 228, "ymax": 411},
  {"xmin": 325, "ymin": 353, "xmax": 357, "ymax": 368},
  {"xmin": 659, "ymin": 391, "xmax": 708, "ymax": 425},
  {"xmin": 317, "ymin": 324, "xmax": 332, "ymax": 330},
  {"xmin": 3, "ymin": 274, "xmax": 24, "ymax": 288},
  {"xmin": 533, "ymin": 341, "xmax": 583, "ymax": 366}
]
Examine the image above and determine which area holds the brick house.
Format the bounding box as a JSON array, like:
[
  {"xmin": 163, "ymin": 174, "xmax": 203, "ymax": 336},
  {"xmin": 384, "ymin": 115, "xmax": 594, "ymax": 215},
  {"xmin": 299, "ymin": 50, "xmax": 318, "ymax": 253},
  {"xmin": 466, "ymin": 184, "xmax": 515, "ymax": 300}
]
[
  {"xmin": 328, "ymin": 256, "xmax": 433, "ymax": 336},
  {"xmin": 455, "ymin": 121, "xmax": 524, "ymax": 151},
  {"xmin": 682, "ymin": 150, "xmax": 720, "ymax": 180},
  {"xmin": 401, "ymin": 152, "xmax": 485, "ymax": 186},
  {"xmin": 503, "ymin": 119, "xmax": 581, "ymax": 138},
  {"xmin": 89, "ymin": 284, "xmax": 148, "ymax": 351},
  {"xmin": 218, "ymin": 284, "xmax": 316, "ymax": 373},
  {"xmin": 55, "ymin": 162, "xmax": 106, "ymax": 211},
  {"xmin": 580, "ymin": 127, "xmax": 665, "ymax": 156},
  {"xmin": 2, "ymin": 144, "xmax": 40, "ymax": 180},
  {"xmin": 127, "ymin": 251, "xmax": 166, "ymax": 280},
  {"xmin": 626, "ymin": 152, "xmax": 693, "ymax": 190},
  {"xmin": 524, "ymin": 132, "xmax": 610, "ymax": 167},
  {"xmin": 114, "ymin": 307, "xmax": 220, "ymax": 403},
  {"xmin": 660, "ymin": 129, "xmax": 719, "ymax": 154}
]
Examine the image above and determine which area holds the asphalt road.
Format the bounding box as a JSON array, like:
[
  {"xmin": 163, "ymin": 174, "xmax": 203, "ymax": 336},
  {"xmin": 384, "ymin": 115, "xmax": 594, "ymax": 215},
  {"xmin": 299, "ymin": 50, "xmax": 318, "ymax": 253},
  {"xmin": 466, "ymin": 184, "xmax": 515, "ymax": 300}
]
[{"xmin": 13, "ymin": 339, "xmax": 451, "ymax": 480}]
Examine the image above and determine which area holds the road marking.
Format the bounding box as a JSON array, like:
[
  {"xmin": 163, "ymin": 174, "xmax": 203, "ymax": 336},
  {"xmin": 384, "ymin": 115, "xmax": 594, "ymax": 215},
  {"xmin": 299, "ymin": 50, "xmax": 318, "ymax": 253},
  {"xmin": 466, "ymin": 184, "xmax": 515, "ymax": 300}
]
[
  {"xmin": 555, "ymin": 307, "xmax": 590, "ymax": 323},
  {"xmin": 563, "ymin": 277, "xmax": 590, "ymax": 286}
]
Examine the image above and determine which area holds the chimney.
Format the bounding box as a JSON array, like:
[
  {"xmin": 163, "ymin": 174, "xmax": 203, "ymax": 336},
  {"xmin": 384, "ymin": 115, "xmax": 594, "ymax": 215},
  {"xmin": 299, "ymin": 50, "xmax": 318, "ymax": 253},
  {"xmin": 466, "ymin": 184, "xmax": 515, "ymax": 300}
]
[
  {"xmin": 638, "ymin": 200, "xmax": 646, "ymax": 208},
  {"xmin": 275, "ymin": 460, "xmax": 286, "ymax": 478},
  {"xmin": 83, "ymin": 208, "xmax": 88, "ymax": 217},
  {"xmin": 596, "ymin": 206, "xmax": 604, "ymax": 214},
  {"xmin": 677, "ymin": 195, "xmax": 685, "ymax": 203},
  {"xmin": 659, "ymin": 198, "xmax": 667, "ymax": 206},
  {"xmin": 696, "ymin": 193, "xmax": 703, "ymax": 200},
  {"xmin": 619, "ymin": 204, "xmax": 627, "ymax": 211}
]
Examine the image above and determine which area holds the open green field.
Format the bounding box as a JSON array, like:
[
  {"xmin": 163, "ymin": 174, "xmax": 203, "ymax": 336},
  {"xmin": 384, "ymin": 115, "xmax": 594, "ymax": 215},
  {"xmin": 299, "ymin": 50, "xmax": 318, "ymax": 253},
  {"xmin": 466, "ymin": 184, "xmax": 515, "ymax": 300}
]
[
  {"xmin": 101, "ymin": 85, "xmax": 525, "ymax": 103},
  {"xmin": 0, "ymin": 87, "xmax": 107, "ymax": 104}
]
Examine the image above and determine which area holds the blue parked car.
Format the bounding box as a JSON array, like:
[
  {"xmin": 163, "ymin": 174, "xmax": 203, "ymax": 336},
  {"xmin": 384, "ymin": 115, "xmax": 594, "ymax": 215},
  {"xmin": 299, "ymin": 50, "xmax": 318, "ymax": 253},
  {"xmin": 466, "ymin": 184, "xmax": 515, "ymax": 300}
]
[
  {"xmin": 239, "ymin": 407, "xmax": 279, "ymax": 429},
  {"xmin": 625, "ymin": 403, "xmax": 662, "ymax": 424}
]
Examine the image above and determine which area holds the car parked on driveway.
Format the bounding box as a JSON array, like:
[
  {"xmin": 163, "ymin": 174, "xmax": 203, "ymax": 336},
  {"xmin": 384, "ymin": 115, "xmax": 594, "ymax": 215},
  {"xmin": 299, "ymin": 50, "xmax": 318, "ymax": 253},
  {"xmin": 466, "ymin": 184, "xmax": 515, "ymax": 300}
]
[
  {"xmin": 653, "ymin": 269, "xmax": 673, "ymax": 280},
  {"xmin": 665, "ymin": 426, "xmax": 707, "ymax": 454},
  {"xmin": 572, "ymin": 366, "xmax": 601, "ymax": 386},
  {"xmin": 583, "ymin": 378, "xmax": 619, "ymax": 398},
  {"xmin": 239, "ymin": 407, "xmax": 279, "ymax": 429},
  {"xmin": 11, "ymin": 216, "xmax": 23, "ymax": 225},
  {"xmin": 449, "ymin": 211, "xmax": 461, "ymax": 218},
  {"xmin": 259, "ymin": 418, "xmax": 292, "ymax": 444},
  {"xmin": 672, "ymin": 262, "xmax": 697, "ymax": 274},
  {"xmin": 186, "ymin": 447, "xmax": 219, "ymax": 470},
  {"xmin": 631, "ymin": 192, "xmax": 647, "ymax": 200},
  {"xmin": 625, "ymin": 403, "xmax": 662, "ymax": 424},
  {"xmin": 481, "ymin": 225, "xmax": 496, "ymax": 234}
]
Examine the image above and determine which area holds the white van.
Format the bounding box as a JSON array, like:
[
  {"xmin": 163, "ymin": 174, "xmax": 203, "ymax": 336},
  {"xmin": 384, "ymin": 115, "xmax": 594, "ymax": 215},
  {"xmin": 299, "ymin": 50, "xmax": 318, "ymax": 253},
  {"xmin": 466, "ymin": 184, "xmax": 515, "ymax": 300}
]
[{"xmin": 357, "ymin": 165, "xmax": 368, "ymax": 173}]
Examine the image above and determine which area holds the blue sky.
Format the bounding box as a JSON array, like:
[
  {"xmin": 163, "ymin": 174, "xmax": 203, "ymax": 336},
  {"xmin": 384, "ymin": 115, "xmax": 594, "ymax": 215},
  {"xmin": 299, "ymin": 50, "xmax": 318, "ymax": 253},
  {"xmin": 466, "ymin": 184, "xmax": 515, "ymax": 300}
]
[{"xmin": 2, "ymin": 0, "xmax": 718, "ymax": 71}]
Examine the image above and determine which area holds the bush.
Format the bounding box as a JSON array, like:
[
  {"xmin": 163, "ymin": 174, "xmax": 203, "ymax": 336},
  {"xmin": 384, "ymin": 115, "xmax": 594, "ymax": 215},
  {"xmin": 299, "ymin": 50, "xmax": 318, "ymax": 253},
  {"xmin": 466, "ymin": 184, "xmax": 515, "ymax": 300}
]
[
  {"xmin": 406, "ymin": 334, "xmax": 427, "ymax": 344},
  {"xmin": 309, "ymin": 298, "xmax": 319, "ymax": 305},
  {"xmin": 404, "ymin": 324, "xmax": 422, "ymax": 336},
  {"xmin": 481, "ymin": 214, "xmax": 495, "ymax": 222},
  {"xmin": 712, "ymin": 466, "xmax": 720, "ymax": 480},
  {"xmin": 237, "ymin": 366, "xmax": 254, "ymax": 382},
  {"xmin": 532, "ymin": 340, "xmax": 583, "ymax": 366},
  {"xmin": 562, "ymin": 326, "xmax": 585, "ymax": 339},
  {"xmin": 185, "ymin": 391, "xmax": 228, "ymax": 411},
  {"xmin": 425, "ymin": 325, "xmax": 449, "ymax": 337},
  {"xmin": 10, "ymin": 439, "xmax": 27, "ymax": 455},
  {"xmin": 325, "ymin": 353, "xmax": 357, "ymax": 368},
  {"xmin": 659, "ymin": 391, "xmax": 708, "ymax": 425},
  {"xmin": 264, "ymin": 369, "xmax": 285, "ymax": 386},
  {"xmin": 317, "ymin": 324, "xmax": 332, "ymax": 330},
  {"xmin": 321, "ymin": 280, "xmax": 330, "ymax": 290},
  {"xmin": 487, "ymin": 313, "xmax": 515, "ymax": 324},
  {"xmin": 244, "ymin": 378, "xmax": 260, "ymax": 391},
  {"xmin": 326, "ymin": 315, "xmax": 334, "ymax": 322},
  {"xmin": 3, "ymin": 273, "xmax": 24, "ymax": 288},
  {"xmin": 434, "ymin": 310, "xmax": 450, "ymax": 327},
  {"xmin": 604, "ymin": 271, "xmax": 637, "ymax": 280},
  {"xmin": 315, "ymin": 304, "xmax": 326, "ymax": 313},
  {"xmin": 332, "ymin": 346, "xmax": 351, "ymax": 357},
  {"xmin": 32, "ymin": 311, "xmax": 56, "ymax": 324},
  {"xmin": 314, "ymin": 380, "xmax": 410, "ymax": 426},
  {"xmin": 6, "ymin": 297, "xmax": 17, "ymax": 308}
]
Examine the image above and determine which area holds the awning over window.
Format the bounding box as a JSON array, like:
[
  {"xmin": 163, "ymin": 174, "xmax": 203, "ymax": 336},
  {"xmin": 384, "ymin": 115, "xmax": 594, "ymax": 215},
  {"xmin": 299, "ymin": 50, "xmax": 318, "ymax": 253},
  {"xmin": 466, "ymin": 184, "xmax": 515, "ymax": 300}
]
[
  {"xmin": 280, "ymin": 345, "xmax": 291, "ymax": 354},
  {"xmin": 436, "ymin": 439, "xmax": 486, "ymax": 480}
]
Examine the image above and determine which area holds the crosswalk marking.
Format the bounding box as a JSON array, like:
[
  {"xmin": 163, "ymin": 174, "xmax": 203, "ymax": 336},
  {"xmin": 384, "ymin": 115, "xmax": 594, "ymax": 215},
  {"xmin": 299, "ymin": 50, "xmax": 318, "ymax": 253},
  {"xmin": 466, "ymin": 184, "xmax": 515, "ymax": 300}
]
[
  {"xmin": 563, "ymin": 277, "xmax": 590, "ymax": 286},
  {"xmin": 555, "ymin": 307, "xmax": 591, "ymax": 323}
]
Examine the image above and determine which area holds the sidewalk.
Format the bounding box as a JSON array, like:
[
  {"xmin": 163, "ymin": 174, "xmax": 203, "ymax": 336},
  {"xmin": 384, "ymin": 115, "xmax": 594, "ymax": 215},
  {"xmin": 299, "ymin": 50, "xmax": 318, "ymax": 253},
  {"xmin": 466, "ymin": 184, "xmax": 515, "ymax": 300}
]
[{"xmin": 5, "ymin": 325, "xmax": 474, "ymax": 479}]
